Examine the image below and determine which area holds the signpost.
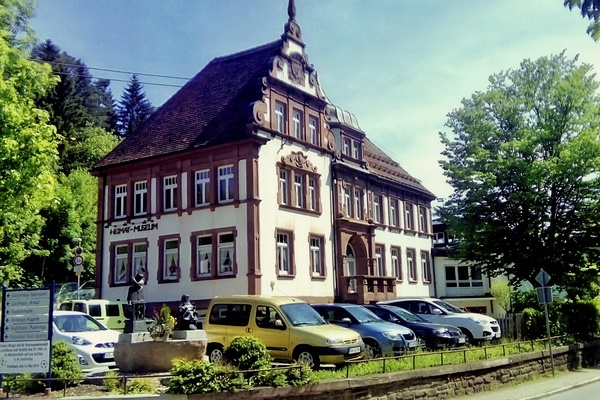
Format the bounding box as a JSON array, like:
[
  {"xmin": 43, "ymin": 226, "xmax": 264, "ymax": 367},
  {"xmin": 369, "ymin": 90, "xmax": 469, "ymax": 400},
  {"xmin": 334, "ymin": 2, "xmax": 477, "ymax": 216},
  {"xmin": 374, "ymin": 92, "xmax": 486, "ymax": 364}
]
[
  {"xmin": 535, "ymin": 268, "xmax": 555, "ymax": 377},
  {"xmin": 72, "ymin": 238, "xmax": 84, "ymax": 299},
  {"xmin": 0, "ymin": 285, "xmax": 54, "ymax": 394}
]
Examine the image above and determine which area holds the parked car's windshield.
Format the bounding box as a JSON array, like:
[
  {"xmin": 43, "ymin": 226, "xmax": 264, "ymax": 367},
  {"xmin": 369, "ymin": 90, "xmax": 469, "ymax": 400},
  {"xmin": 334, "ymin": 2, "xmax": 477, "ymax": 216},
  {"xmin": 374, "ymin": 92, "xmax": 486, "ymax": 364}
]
[
  {"xmin": 387, "ymin": 306, "xmax": 426, "ymax": 323},
  {"xmin": 54, "ymin": 314, "xmax": 106, "ymax": 333},
  {"xmin": 433, "ymin": 300, "xmax": 465, "ymax": 314},
  {"xmin": 281, "ymin": 303, "xmax": 326, "ymax": 326},
  {"xmin": 346, "ymin": 306, "xmax": 382, "ymax": 324}
]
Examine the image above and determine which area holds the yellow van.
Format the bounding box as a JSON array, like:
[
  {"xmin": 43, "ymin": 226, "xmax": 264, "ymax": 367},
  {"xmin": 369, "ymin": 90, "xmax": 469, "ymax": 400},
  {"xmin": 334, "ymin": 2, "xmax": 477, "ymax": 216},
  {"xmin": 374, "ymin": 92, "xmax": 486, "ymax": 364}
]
[
  {"xmin": 58, "ymin": 299, "xmax": 133, "ymax": 331},
  {"xmin": 204, "ymin": 296, "xmax": 364, "ymax": 368}
]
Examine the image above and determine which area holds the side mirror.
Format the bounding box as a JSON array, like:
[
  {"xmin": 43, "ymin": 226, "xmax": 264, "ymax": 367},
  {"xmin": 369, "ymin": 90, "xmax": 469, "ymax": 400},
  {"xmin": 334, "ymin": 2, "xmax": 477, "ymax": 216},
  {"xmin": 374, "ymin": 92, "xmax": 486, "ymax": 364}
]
[
  {"xmin": 340, "ymin": 317, "xmax": 352, "ymax": 325},
  {"xmin": 274, "ymin": 319, "xmax": 285, "ymax": 329},
  {"xmin": 432, "ymin": 308, "xmax": 443, "ymax": 315}
]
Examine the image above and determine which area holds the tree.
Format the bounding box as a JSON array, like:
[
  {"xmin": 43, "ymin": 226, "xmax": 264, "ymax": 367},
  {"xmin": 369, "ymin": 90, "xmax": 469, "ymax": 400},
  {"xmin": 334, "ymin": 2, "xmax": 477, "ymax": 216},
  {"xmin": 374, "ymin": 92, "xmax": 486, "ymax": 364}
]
[
  {"xmin": 439, "ymin": 52, "xmax": 600, "ymax": 299},
  {"xmin": 0, "ymin": 0, "xmax": 59, "ymax": 286},
  {"xmin": 564, "ymin": 0, "xmax": 600, "ymax": 40},
  {"xmin": 117, "ymin": 74, "xmax": 154, "ymax": 137}
]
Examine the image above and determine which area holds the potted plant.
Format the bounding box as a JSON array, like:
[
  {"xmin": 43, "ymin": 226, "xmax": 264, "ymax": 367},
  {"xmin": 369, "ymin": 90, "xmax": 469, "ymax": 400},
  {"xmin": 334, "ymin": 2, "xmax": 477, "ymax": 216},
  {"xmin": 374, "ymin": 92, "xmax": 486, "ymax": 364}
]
[{"xmin": 147, "ymin": 304, "xmax": 175, "ymax": 341}]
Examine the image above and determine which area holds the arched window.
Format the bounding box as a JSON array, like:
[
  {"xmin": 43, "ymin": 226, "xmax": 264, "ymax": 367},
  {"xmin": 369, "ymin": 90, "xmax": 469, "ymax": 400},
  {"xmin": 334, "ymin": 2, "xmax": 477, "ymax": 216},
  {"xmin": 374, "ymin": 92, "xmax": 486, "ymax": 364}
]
[{"xmin": 346, "ymin": 245, "xmax": 357, "ymax": 293}]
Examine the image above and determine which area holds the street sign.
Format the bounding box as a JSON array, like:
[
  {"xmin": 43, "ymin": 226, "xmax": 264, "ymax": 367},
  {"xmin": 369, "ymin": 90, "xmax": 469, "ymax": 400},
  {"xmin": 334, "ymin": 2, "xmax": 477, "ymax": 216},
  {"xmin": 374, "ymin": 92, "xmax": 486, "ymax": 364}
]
[
  {"xmin": 537, "ymin": 287, "xmax": 553, "ymax": 304},
  {"xmin": 73, "ymin": 254, "xmax": 84, "ymax": 274},
  {"xmin": 2, "ymin": 289, "xmax": 51, "ymax": 342},
  {"xmin": 535, "ymin": 269, "xmax": 551, "ymax": 287}
]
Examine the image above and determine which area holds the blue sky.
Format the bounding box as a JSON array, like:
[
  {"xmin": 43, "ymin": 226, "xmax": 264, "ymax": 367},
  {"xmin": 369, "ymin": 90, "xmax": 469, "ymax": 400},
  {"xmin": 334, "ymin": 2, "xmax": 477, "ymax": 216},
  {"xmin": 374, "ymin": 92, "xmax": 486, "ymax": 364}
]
[{"xmin": 30, "ymin": 1, "xmax": 600, "ymax": 199}]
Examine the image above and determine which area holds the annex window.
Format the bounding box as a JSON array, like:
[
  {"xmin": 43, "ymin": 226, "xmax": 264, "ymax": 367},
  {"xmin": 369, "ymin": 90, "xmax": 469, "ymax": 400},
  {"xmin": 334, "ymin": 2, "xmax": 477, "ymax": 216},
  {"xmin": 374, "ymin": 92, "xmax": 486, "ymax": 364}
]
[
  {"xmin": 375, "ymin": 245, "xmax": 384, "ymax": 276},
  {"xmin": 434, "ymin": 232, "xmax": 445, "ymax": 244},
  {"xmin": 389, "ymin": 198, "xmax": 399, "ymax": 227},
  {"xmin": 133, "ymin": 181, "xmax": 147, "ymax": 216},
  {"xmin": 407, "ymin": 248, "xmax": 417, "ymax": 281},
  {"xmin": 114, "ymin": 245, "xmax": 128, "ymax": 284},
  {"xmin": 293, "ymin": 109, "xmax": 303, "ymax": 140},
  {"xmin": 310, "ymin": 235, "xmax": 324, "ymax": 277},
  {"xmin": 308, "ymin": 116, "xmax": 318, "ymax": 145},
  {"xmin": 277, "ymin": 231, "xmax": 292, "ymax": 276},
  {"xmin": 446, "ymin": 265, "xmax": 483, "ymax": 288},
  {"xmin": 354, "ymin": 188, "xmax": 363, "ymax": 219},
  {"xmin": 343, "ymin": 137, "xmax": 351, "ymax": 156},
  {"xmin": 391, "ymin": 246, "xmax": 402, "ymax": 280},
  {"xmin": 279, "ymin": 170, "xmax": 289, "ymax": 205},
  {"xmin": 421, "ymin": 251, "xmax": 432, "ymax": 282},
  {"xmin": 218, "ymin": 233, "xmax": 234, "ymax": 276},
  {"xmin": 352, "ymin": 141, "xmax": 360, "ymax": 159},
  {"xmin": 275, "ymin": 102, "xmax": 286, "ymax": 133},
  {"xmin": 373, "ymin": 194, "xmax": 383, "ymax": 223},
  {"xmin": 196, "ymin": 236, "xmax": 212, "ymax": 277},
  {"xmin": 308, "ymin": 178, "xmax": 316, "ymax": 211},
  {"xmin": 163, "ymin": 238, "xmax": 179, "ymax": 281},
  {"xmin": 114, "ymin": 184, "xmax": 127, "ymax": 219},
  {"xmin": 405, "ymin": 202, "xmax": 414, "ymax": 230},
  {"xmin": 195, "ymin": 169, "xmax": 210, "ymax": 206},
  {"xmin": 163, "ymin": 175, "xmax": 178, "ymax": 212},
  {"xmin": 218, "ymin": 165, "xmax": 234, "ymax": 203},
  {"xmin": 419, "ymin": 206, "xmax": 428, "ymax": 233},
  {"xmin": 294, "ymin": 174, "xmax": 304, "ymax": 208}
]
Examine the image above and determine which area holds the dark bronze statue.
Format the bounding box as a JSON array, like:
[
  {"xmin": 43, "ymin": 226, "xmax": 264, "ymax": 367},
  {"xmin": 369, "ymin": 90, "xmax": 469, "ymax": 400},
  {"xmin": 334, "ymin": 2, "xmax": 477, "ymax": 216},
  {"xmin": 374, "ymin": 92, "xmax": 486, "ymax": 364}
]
[
  {"xmin": 127, "ymin": 270, "xmax": 146, "ymax": 320},
  {"xmin": 175, "ymin": 294, "xmax": 199, "ymax": 330}
]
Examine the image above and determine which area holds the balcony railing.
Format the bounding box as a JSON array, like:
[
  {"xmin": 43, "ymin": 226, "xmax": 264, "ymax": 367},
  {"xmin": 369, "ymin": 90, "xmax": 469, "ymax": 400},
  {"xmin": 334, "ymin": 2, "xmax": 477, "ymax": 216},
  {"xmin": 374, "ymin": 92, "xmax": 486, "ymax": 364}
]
[{"xmin": 339, "ymin": 275, "xmax": 396, "ymax": 304}]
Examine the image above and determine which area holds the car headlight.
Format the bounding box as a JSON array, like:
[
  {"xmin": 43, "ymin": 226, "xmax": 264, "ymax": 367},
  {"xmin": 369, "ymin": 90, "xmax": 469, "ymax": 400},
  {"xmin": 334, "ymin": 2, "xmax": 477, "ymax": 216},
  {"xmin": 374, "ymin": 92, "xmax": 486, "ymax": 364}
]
[
  {"xmin": 382, "ymin": 331, "xmax": 403, "ymax": 341},
  {"xmin": 468, "ymin": 317, "xmax": 487, "ymax": 325},
  {"xmin": 433, "ymin": 328, "xmax": 451, "ymax": 337},
  {"xmin": 326, "ymin": 338, "xmax": 344, "ymax": 345},
  {"xmin": 71, "ymin": 336, "xmax": 92, "ymax": 346}
]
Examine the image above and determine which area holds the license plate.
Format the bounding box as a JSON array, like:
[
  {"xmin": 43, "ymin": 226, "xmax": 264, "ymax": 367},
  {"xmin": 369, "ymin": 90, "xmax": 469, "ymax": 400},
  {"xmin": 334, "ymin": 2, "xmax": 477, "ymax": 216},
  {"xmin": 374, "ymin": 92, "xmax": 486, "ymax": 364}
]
[
  {"xmin": 458, "ymin": 337, "xmax": 466, "ymax": 344},
  {"xmin": 104, "ymin": 352, "xmax": 114, "ymax": 359},
  {"xmin": 348, "ymin": 346, "xmax": 361, "ymax": 355}
]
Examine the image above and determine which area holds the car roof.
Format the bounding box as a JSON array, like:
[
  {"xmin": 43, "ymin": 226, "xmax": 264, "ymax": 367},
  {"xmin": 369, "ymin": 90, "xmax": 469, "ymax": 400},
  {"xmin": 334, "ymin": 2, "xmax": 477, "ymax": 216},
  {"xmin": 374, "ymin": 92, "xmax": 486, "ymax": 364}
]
[
  {"xmin": 60, "ymin": 299, "xmax": 127, "ymax": 304},
  {"xmin": 211, "ymin": 295, "xmax": 307, "ymax": 306},
  {"xmin": 52, "ymin": 310, "xmax": 87, "ymax": 316},
  {"xmin": 312, "ymin": 303, "xmax": 361, "ymax": 308}
]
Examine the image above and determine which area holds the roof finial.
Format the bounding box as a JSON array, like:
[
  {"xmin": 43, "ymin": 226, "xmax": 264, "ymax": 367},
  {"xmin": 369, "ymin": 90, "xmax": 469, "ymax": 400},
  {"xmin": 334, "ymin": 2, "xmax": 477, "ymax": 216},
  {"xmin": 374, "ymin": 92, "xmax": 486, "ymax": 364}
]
[{"xmin": 288, "ymin": 0, "xmax": 296, "ymax": 21}]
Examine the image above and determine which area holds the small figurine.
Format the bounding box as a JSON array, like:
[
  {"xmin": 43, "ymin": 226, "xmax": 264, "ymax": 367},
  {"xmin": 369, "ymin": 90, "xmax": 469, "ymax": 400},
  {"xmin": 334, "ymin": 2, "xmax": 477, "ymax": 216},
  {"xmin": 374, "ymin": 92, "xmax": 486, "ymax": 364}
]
[{"xmin": 175, "ymin": 294, "xmax": 199, "ymax": 330}]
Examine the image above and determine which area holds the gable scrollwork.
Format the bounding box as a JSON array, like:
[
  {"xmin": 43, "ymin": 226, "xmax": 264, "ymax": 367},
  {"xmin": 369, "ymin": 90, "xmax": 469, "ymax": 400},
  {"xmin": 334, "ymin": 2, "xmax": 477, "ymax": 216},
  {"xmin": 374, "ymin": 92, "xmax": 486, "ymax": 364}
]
[
  {"xmin": 280, "ymin": 151, "xmax": 317, "ymax": 173},
  {"xmin": 269, "ymin": 56, "xmax": 285, "ymax": 77},
  {"xmin": 248, "ymin": 100, "xmax": 267, "ymax": 125}
]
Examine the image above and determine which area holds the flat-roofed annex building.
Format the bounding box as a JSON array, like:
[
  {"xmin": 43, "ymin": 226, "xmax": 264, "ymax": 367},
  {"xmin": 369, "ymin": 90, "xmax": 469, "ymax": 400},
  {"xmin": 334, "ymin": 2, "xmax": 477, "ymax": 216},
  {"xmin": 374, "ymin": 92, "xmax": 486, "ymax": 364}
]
[{"xmin": 92, "ymin": 0, "xmax": 436, "ymax": 311}]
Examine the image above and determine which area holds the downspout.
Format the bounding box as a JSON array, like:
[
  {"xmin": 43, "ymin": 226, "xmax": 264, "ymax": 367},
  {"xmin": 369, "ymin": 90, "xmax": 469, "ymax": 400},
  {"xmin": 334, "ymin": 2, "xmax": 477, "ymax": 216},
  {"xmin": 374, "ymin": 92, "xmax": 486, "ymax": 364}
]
[
  {"xmin": 95, "ymin": 173, "xmax": 106, "ymax": 299},
  {"xmin": 331, "ymin": 164, "xmax": 339, "ymax": 302}
]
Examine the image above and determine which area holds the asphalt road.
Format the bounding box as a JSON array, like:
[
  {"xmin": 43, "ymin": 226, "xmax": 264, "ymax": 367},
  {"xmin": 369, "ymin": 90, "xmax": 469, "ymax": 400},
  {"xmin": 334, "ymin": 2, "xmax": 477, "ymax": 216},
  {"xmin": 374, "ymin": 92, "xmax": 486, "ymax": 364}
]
[{"xmin": 540, "ymin": 378, "xmax": 600, "ymax": 400}]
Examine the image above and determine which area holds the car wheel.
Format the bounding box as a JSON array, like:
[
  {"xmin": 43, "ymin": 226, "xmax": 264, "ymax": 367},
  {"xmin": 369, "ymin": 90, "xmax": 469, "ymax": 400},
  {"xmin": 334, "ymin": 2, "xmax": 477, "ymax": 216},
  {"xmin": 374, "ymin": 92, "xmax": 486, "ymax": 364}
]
[
  {"xmin": 364, "ymin": 340, "xmax": 381, "ymax": 359},
  {"xmin": 293, "ymin": 347, "xmax": 319, "ymax": 369},
  {"xmin": 459, "ymin": 328, "xmax": 478, "ymax": 346},
  {"xmin": 207, "ymin": 344, "xmax": 224, "ymax": 364}
]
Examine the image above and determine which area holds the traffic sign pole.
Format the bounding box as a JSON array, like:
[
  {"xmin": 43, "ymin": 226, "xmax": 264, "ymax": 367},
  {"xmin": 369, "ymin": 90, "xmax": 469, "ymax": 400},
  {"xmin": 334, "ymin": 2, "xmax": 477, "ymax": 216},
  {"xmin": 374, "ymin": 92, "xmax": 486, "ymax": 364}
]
[{"xmin": 535, "ymin": 268, "xmax": 555, "ymax": 377}]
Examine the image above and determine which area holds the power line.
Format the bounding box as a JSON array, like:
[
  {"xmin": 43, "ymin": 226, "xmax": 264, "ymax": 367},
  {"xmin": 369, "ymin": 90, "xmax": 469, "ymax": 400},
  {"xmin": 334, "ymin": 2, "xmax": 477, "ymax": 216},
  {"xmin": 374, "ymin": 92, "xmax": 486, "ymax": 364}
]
[{"xmin": 50, "ymin": 70, "xmax": 184, "ymax": 89}]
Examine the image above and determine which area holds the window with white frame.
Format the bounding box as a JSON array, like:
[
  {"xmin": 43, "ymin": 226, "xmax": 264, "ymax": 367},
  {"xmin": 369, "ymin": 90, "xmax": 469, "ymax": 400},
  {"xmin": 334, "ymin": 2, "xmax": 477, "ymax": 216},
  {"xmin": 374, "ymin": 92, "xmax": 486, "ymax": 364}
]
[
  {"xmin": 197, "ymin": 236, "xmax": 212, "ymax": 276},
  {"xmin": 445, "ymin": 265, "xmax": 483, "ymax": 288},
  {"xmin": 344, "ymin": 187, "xmax": 351, "ymax": 216},
  {"xmin": 343, "ymin": 137, "xmax": 351, "ymax": 156},
  {"xmin": 195, "ymin": 169, "xmax": 210, "ymax": 206},
  {"xmin": 373, "ymin": 194, "xmax": 382, "ymax": 223},
  {"xmin": 294, "ymin": 174, "xmax": 304, "ymax": 208},
  {"xmin": 407, "ymin": 248, "xmax": 417, "ymax": 281},
  {"xmin": 308, "ymin": 178, "xmax": 316, "ymax": 211},
  {"xmin": 132, "ymin": 243, "xmax": 147, "ymax": 278},
  {"xmin": 293, "ymin": 109, "xmax": 303, "ymax": 140},
  {"xmin": 434, "ymin": 232, "xmax": 445, "ymax": 244},
  {"xmin": 218, "ymin": 165, "xmax": 234, "ymax": 203},
  {"xmin": 405, "ymin": 202, "xmax": 414, "ymax": 230},
  {"xmin": 275, "ymin": 102, "xmax": 286, "ymax": 133},
  {"xmin": 114, "ymin": 245, "xmax": 128, "ymax": 284},
  {"xmin": 419, "ymin": 206, "xmax": 428, "ymax": 232},
  {"xmin": 310, "ymin": 236, "xmax": 323, "ymax": 277},
  {"xmin": 354, "ymin": 188, "xmax": 363, "ymax": 219},
  {"xmin": 279, "ymin": 170, "xmax": 289, "ymax": 205},
  {"xmin": 115, "ymin": 184, "xmax": 127, "ymax": 219},
  {"xmin": 389, "ymin": 198, "xmax": 399, "ymax": 227},
  {"xmin": 391, "ymin": 247, "xmax": 402, "ymax": 280},
  {"xmin": 218, "ymin": 233, "xmax": 234, "ymax": 275},
  {"xmin": 308, "ymin": 116, "xmax": 318, "ymax": 145},
  {"xmin": 163, "ymin": 239, "xmax": 179, "ymax": 281},
  {"xmin": 163, "ymin": 176, "xmax": 178, "ymax": 211},
  {"xmin": 133, "ymin": 181, "xmax": 147, "ymax": 216},
  {"xmin": 352, "ymin": 141, "xmax": 360, "ymax": 159},
  {"xmin": 421, "ymin": 251, "xmax": 432, "ymax": 282},
  {"xmin": 277, "ymin": 231, "xmax": 291, "ymax": 275},
  {"xmin": 375, "ymin": 245, "xmax": 384, "ymax": 276}
]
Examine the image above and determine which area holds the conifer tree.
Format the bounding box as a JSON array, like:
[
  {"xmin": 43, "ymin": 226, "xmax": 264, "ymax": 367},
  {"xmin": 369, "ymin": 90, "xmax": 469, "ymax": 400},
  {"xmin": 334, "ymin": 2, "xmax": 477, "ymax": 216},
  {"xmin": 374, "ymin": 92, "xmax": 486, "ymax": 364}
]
[{"xmin": 117, "ymin": 74, "xmax": 154, "ymax": 136}]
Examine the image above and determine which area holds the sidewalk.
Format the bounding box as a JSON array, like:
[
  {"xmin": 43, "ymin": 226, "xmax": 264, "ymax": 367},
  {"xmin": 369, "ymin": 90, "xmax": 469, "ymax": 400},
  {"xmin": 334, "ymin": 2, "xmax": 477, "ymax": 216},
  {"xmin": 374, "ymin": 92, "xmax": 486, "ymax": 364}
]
[{"xmin": 462, "ymin": 366, "xmax": 600, "ymax": 400}]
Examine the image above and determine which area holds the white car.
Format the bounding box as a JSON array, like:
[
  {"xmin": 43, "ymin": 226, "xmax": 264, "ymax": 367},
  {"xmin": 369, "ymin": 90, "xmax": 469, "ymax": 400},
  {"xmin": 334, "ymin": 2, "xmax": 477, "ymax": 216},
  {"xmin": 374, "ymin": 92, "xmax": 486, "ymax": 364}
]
[
  {"xmin": 378, "ymin": 298, "xmax": 501, "ymax": 343},
  {"xmin": 52, "ymin": 311, "xmax": 120, "ymax": 372}
]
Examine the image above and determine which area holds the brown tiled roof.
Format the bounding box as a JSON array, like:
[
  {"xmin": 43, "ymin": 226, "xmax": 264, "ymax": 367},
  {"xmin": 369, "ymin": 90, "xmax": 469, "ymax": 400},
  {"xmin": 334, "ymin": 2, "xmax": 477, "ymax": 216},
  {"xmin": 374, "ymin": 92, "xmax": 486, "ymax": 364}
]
[
  {"xmin": 94, "ymin": 41, "xmax": 282, "ymax": 169},
  {"xmin": 363, "ymin": 137, "xmax": 435, "ymax": 198}
]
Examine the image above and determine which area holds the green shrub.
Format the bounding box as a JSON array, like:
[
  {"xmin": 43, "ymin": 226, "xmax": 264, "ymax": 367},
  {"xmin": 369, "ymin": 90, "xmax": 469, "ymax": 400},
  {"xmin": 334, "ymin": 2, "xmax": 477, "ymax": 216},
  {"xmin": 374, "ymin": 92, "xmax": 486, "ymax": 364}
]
[
  {"xmin": 285, "ymin": 362, "xmax": 313, "ymax": 386},
  {"xmin": 561, "ymin": 301, "xmax": 600, "ymax": 341},
  {"xmin": 223, "ymin": 336, "xmax": 272, "ymax": 371},
  {"xmin": 522, "ymin": 308, "xmax": 545, "ymax": 340},
  {"xmin": 48, "ymin": 341, "xmax": 84, "ymax": 389},
  {"xmin": 167, "ymin": 358, "xmax": 227, "ymax": 394},
  {"xmin": 3, "ymin": 373, "xmax": 43, "ymax": 394},
  {"xmin": 127, "ymin": 378, "xmax": 159, "ymax": 394},
  {"xmin": 103, "ymin": 370, "xmax": 122, "ymax": 393}
]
